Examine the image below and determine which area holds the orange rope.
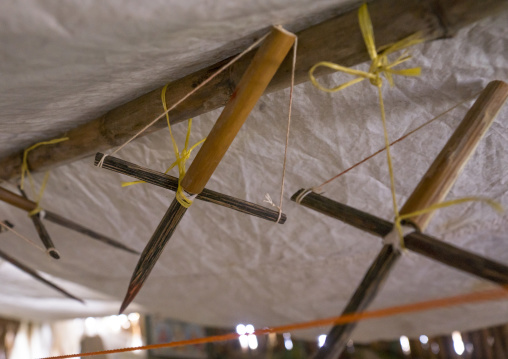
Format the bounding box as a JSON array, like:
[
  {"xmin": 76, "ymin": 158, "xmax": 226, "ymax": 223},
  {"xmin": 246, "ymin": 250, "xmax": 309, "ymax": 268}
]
[{"xmin": 42, "ymin": 285, "xmax": 508, "ymax": 359}]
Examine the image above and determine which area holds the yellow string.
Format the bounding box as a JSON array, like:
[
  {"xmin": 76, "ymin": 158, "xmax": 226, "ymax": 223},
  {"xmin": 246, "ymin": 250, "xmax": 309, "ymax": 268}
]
[
  {"xmin": 122, "ymin": 84, "xmax": 206, "ymax": 208},
  {"xmin": 20, "ymin": 137, "xmax": 69, "ymax": 216},
  {"xmin": 308, "ymin": 3, "xmax": 503, "ymax": 248}
]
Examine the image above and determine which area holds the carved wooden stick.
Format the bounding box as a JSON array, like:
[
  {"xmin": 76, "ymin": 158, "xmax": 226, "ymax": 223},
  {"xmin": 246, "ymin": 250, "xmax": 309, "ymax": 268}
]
[
  {"xmin": 18, "ymin": 186, "xmax": 60, "ymax": 259},
  {"xmin": 94, "ymin": 153, "xmax": 286, "ymax": 224},
  {"xmin": 0, "ymin": 186, "xmax": 139, "ymax": 255},
  {"xmin": 313, "ymin": 80, "xmax": 508, "ymax": 359},
  {"xmin": 119, "ymin": 27, "xmax": 296, "ymax": 314},
  {"xmin": 291, "ymin": 190, "xmax": 508, "ymax": 285}
]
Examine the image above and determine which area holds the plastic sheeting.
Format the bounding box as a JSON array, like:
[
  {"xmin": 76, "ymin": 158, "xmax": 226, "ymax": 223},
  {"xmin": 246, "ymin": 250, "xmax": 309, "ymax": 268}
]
[{"xmin": 0, "ymin": 0, "xmax": 507, "ymax": 343}]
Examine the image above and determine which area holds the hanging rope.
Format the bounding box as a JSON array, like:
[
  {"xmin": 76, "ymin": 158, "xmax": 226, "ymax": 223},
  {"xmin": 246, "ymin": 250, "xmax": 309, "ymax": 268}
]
[
  {"xmin": 264, "ymin": 37, "xmax": 298, "ymax": 223},
  {"xmin": 20, "ymin": 137, "xmax": 69, "ymax": 217},
  {"xmin": 121, "ymin": 85, "xmax": 206, "ymax": 208}
]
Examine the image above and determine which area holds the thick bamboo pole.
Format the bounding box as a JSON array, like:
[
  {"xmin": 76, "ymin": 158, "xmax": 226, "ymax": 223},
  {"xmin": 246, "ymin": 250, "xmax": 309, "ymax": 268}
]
[
  {"xmin": 94, "ymin": 153, "xmax": 286, "ymax": 224},
  {"xmin": 312, "ymin": 80, "xmax": 508, "ymax": 359},
  {"xmin": 0, "ymin": 0, "xmax": 505, "ymax": 180},
  {"xmin": 118, "ymin": 27, "xmax": 295, "ymax": 314}
]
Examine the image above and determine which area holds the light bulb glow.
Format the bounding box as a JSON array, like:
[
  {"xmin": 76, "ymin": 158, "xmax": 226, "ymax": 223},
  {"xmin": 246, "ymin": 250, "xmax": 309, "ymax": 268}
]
[
  {"xmin": 400, "ymin": 335, "xmax": 411, "ymax": 354},
  {"xmin": 245, "ymin": 324, "xmax": 255, "ymax": 334},
  {"xmin": 248, "ymin": 334, "xmax": 258, "ymax": 350},
  {"xmin": 236, "ymin": 324, "xmax": 246, "ymax": 335},
  {"xmin": 452, "ymin": 331, "xmax": 465, "ymax": 355},
  {"xmin": 318, "ymin": 335, "xmax": 327, "ymax": 348},
  {"xmin": 239, "ymin": 334, "xmax": 249, "ymax": 349},
  {"xmin": 419, "ymin": 335, "xmax": 428, "ymax": 344}
]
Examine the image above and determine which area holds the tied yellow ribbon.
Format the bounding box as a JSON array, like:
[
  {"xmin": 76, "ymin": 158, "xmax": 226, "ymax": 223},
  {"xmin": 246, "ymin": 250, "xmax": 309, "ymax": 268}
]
[
  {"xmin": 20, "ymin": 137, "xmax": 69, "ymax": 216},
  {"xmin": 308, "ymin": 3, "xmax": 503, "ymax": 247},
  {"xmin": 122, "ymin": 84, "xmax": 205, "ymax": 208}
]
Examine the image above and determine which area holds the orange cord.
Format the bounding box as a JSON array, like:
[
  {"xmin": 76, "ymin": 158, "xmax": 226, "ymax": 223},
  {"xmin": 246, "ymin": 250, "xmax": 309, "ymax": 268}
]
[{"xmin": 42, "ymin": 285, "xmax": 508, "ymax": 359}]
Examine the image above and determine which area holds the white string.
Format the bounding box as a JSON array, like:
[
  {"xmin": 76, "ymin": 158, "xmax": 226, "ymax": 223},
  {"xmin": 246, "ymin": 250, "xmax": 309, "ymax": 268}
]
[
  {"xmin": 97, "ymin": 32, "xmax": 271, "ymax": 167},
  {"xmin": 0, "ymin": 221, "xmax": 46, "ymax": 253},
  {"xmin": 265, "ymin": 35, "xmax": 298, "ymax": 223}
]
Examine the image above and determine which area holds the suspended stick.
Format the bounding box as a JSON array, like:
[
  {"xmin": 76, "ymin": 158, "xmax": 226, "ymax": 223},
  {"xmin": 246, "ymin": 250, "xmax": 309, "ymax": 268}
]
[
  {"xmin": 0, "ymin": 247, "xmax": 84, "ymax": 303},
  {"xmin": 17, "ymin": 186, "xmax": 60, "ymax": 259},
  {"xmin": 119, "ymin": 27, "xmax": 296, "ymax": 314},
  {"xmin": 0, "ymin": 186, "xmax": 139, "ymax": 255},
  {"xmin": 310, "ymin": 80, "xmax": 508, "ymax": 359},
  {"xmin": 94, "ymin": 153, "xmax": 286, "ymax": 224},
  {"xmin": 291, "ymin": 190, "xmax": 508, "ymax": 285}
]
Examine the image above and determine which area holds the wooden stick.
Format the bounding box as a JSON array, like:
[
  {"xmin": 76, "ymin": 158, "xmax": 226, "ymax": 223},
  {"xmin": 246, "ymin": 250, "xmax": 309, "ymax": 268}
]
[
  {"xmin": 94, "ymin": 153, "xmax": 286, "ymax": 224},
  {"xmin": 119, "ymin": 27, "xmax": 295, "ymax": 314},
  {"xmin": 0, "ymin": 247, "xmax": 84, "ymax": 303},
  {"xmin": 1, "ymin": 0, "xmax": 505, "ymax": 180},
  {"xmin": 0, "ymin": 186, "xmax": 139, "ymax": 255},
  {"xmin": 401, "ymin": 80, "xmax": 508, "ymax": 230},
  {"xmin": 312, "ymin": 80, "xmax": 508, "ymax": 359},
  {"xmin": 18, "ymin": 186, "xmax": 60, "ymax": 260},
  {"xmin": 291, "ymin": 190, "xmax": 508, "ymax": 285}
]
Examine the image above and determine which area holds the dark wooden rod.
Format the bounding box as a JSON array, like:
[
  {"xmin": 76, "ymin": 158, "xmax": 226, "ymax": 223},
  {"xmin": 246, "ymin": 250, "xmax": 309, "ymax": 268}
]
[
  {"xmin": 94, "ymin": 153, "xmax": 286, "ymax": 224},
  {"xmin": 0, "ymin": 186, "xmax": 139, "ymax": 255},
  {"xmin": 18, "ymin": 186, "xmax": 60, "ymax": 260},
  {"xmin": 0, "ymin": 247, "xmax": 84, "ymax": 303},
  {"xmin": 315, "ymin": 245, "xmax": 400, "ymax": 359},
  {"xmin": 291, "ymin": 189, "xmax": 508, "ymax": 285},
  {"xmin": 1, "ymin": 0, "xmax": 506, "ymax": 180}
]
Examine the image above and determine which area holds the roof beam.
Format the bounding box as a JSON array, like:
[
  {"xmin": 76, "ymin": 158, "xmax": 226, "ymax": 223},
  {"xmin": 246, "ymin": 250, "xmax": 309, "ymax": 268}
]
[{"xmin": 0, "ymin": 0, "xmax": 505, "ymax": 180}]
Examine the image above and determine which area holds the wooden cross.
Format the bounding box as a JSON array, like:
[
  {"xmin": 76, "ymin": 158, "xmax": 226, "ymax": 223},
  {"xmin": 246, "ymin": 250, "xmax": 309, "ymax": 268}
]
[
  {"xmin": 93, "ymin": 153, "xmax": 286, "ymax": 224},
  {"xmin": 96, "ymin": 27, "xmax": 296, "ymax": 313},
  {"xmin": 0, "ymin": 186, "xmax": 139, "ymax": 255},
  {"xmin": 0, "ymin": 220, "xmax": 84, "ymax": 303},
  {"xmin": 291, "ymin": 80, "xmax": 508, "ymax": 359}
]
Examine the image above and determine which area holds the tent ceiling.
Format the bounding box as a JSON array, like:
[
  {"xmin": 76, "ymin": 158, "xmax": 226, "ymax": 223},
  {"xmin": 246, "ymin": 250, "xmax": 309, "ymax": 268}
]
[{"xmin": 0, "ymin": 0, "xmax": 507, "ymax": 343}]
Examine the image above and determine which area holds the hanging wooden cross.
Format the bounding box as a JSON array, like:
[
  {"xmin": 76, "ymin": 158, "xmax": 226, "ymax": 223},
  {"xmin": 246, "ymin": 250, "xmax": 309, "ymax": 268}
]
[
  {"xmin": 291, "ymin": 80, "xmax": 508, "ymax": 359},
  {"xmin": 93, "ymin": 153, "xmax": 286, "ymax": 224},
  {"xmin": 0, "ymin": 220, "xmax": 84, "ymax": 303},
  {"xmin": 95, "ymin": 26, "xmax": 296, "ymax": 313},
  {"xmin": 0, "ymin": 186, "xmax": 139, "ymax": 255}
]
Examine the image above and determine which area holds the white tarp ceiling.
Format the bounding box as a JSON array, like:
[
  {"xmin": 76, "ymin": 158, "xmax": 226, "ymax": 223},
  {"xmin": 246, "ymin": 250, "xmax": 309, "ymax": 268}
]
[{"xmin": 0, "ymin": 0, "xmax": 507, "ymax": 343}]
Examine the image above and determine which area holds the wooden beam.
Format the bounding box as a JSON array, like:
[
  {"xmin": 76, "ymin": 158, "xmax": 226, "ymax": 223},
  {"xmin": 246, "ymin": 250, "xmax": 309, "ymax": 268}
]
[
  {"xmin": 291, "ymin": 190, "xmax": 508, "ymax": 285},
  {"xmin": 94, "ymin": 153, "xmax": 286, "ymax": 224},
  {"xmin": 312, "ymin": 80, "xmax": 507, "ymax": 359},
  {"xmin": 0, "ymin": 0, "xmax": 505, "ymax": 180}
]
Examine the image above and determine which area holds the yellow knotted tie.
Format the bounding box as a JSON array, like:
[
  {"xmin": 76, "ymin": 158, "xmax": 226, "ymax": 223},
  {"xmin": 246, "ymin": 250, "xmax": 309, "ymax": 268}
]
[
  {"xmin": 20, "ymin": 137, "xmax": 69, "ymax": 216},
  {"xmin": 122, "ymin": 84, "xmax": 206, "ymax": 208}
]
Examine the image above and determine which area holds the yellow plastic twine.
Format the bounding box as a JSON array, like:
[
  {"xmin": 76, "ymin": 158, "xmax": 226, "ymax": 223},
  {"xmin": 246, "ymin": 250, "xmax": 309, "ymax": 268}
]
[
  {"xmin": 20, "ymin": 137, "xmax": 69, "ymax": 216},
  {"xmin": 122, "ymin": 84, "xmax": 205, "ymax": 208},
  {"xmin": 308, "ymin": 3, "xmax": 502, "ymax": 248}
]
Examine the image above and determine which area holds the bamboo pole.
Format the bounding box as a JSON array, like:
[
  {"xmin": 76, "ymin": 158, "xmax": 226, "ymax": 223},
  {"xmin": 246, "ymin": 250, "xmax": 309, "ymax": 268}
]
[
  {"xmin": 0, "ymin": 0, "xmax": 505, "ymax": 180},
  {"xmin": 312, "ymin": 80, "xmax": 508, "ymax": 359},
  {"xmin": 18, "ymin": 186, "xmax": 60, "ymax": 259},
  {"xmin": 118, "ymin": 27, "xmax": 296, "ymax": 314},
  {"xmin": 94, "ymin": 153, "xmax": 286, "ymax": 224},
  {"xmin": 0, "ymin": 186, "xmax": 139, "ymax": 255}
]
